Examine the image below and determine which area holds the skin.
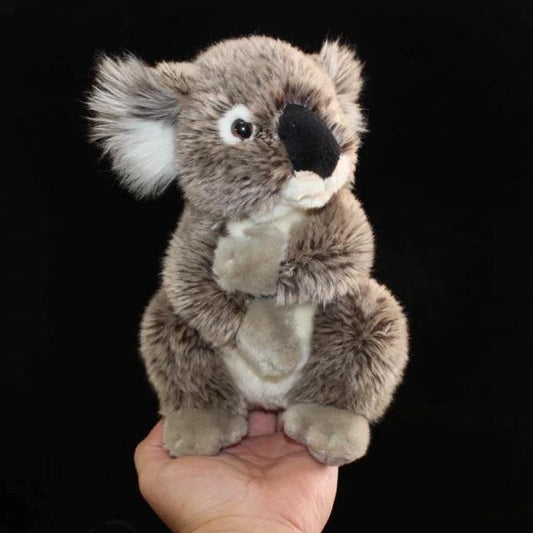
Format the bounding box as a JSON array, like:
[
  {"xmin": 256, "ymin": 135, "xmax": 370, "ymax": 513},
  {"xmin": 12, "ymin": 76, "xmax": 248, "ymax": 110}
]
[{"xmin": 134, "ymin": 411, "xmax": 338, "ymax": 533}]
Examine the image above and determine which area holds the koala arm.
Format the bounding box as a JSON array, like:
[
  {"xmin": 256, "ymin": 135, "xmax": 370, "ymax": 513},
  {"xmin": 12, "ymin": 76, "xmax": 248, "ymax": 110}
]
[
  {"xmin": 212, "ymin": 225, "xmax": 287, "ymax": 297},
  {"xmin": 162, "ymin": 206, "xmax": 248, "ymax": 347},
  {"xmin": 277, "ymin": 189, "xmax": 375, "ymax": 306}
]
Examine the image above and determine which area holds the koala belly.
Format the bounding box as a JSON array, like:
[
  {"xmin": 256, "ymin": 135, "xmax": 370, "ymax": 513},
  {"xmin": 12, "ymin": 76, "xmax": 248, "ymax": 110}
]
[{"xmin": 219, "ymin": 210, "xmax": 316, "ymax": 409}]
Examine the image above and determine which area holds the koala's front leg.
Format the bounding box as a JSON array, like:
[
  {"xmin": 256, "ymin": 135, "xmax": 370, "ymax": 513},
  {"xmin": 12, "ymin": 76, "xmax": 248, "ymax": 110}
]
[
  {"xmin": 141, "ymin": 289, "xmax": 247, "ymax": 457},
  {"xmin": 213, "ymin": 225, "xmax": 286, "ymax": 297},
  {"xmin": 282, "ymin": 277, "xmax": 408, "ymax": 465}
]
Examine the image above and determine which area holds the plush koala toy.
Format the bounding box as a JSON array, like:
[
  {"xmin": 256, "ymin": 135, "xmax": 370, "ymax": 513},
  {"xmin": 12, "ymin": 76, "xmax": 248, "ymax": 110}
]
[{"xmin": 88, "ymin": 36, "xmax": 408, "ymax": 466}]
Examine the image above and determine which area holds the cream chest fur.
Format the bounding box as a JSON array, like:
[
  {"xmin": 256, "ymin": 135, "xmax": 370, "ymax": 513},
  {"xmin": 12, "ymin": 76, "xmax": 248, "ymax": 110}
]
[{"xmin": 219, "ymin": 210, "xmax": 316, "ymax": 409}]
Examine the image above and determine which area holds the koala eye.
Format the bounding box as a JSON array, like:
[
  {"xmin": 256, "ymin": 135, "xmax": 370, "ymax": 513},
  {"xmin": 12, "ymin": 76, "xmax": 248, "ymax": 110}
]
[
  {"xmin": 218, "ymin": 104, "xmax": 254, "ymax": 146},
  {"xmin": 231, "ymin": 118, "xmax": 253, "ymax": 139}
]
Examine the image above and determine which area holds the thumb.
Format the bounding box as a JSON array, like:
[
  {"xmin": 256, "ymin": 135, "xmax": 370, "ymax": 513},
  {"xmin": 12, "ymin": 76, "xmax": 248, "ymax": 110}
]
[{"xmin": 134, "ymin": 419, "xmax": 171, "ymax": 476}]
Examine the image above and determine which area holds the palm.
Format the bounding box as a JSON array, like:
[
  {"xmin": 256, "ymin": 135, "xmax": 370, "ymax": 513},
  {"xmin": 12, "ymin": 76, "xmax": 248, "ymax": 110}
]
[{"xmin": 135, "ymin": 412, "xmax": 338, "ymax": 533}]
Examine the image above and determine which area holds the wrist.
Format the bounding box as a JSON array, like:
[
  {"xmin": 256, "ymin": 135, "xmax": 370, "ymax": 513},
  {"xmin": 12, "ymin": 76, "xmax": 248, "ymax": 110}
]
[{"xmin": 190, "ymin": 516, "xmax": 302, "ymax": 533}]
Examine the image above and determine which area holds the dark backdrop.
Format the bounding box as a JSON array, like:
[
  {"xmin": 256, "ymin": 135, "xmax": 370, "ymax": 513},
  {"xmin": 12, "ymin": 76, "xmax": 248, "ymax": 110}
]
[{"xmin": 3, "ymin": 2, "xmax": 532, "ymax": 532}]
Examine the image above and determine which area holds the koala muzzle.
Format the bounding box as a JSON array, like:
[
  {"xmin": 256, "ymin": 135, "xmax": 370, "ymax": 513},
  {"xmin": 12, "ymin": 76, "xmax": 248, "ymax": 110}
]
[{"xmin": 278, "ymin": 104, "xmax": 340, "ymax": 178}]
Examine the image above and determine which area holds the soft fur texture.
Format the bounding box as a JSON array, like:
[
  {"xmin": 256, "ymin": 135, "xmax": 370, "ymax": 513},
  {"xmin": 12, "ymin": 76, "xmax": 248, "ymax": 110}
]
[
  {"xmin": 140, "ymin": 289, "xmax": 247, "ymax": 415},
  {"xmin": 236, "ymin": 299, "xmax": 312, "ymax": 379},
  {"xmin": 89, "ymin": 36, "xmax": 408, "ymax": 465},
  {"xmin": 288, "ymin": 277, "xmax": 408, "ymax": 421},
  {"xmin": 88, "ymin": 56, "xmax": 180, "ymax": 196},
  {"xmin": 282, "ymin": 403, "xmax": 370, "ymax": 466},
  {"xmin": 163, "ymin": 408, "xmax": 248, "ymax": 457},
  {"xmin": 277, "ymin": 188, "xmax": 375, "ymax": 305},
  {"xmin": 213, "ymin": 224, "xmax": 287, "ymax": 297}
]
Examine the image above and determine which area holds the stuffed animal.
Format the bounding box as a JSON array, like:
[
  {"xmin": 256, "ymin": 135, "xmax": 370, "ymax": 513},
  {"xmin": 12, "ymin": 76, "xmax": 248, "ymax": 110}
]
[{"xmin": 88, "ymin": 36, "xmax": 408, "ymax": 466}]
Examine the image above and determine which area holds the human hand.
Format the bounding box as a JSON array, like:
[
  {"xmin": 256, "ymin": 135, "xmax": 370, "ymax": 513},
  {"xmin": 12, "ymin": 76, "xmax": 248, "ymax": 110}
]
[{"xmin": 134, "ymin": 411, "xmax": 338, "ymax": 533}]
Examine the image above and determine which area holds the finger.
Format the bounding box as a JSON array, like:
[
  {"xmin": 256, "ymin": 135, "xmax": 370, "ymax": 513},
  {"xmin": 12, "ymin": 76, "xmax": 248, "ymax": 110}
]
[
  {"xmin": 247, "ymin": 410, "xmax": 278, "ymax": 437},
  {"xmin": 134, "ymin": 419, "xmax": 171, "ymax": 474}
]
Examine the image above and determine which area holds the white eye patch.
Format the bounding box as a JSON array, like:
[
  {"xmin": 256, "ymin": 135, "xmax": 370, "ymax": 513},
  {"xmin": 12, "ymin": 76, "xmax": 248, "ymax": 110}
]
[{"xmin": 218, "ymin": 104, "xmax": 254, "ymax": 145}]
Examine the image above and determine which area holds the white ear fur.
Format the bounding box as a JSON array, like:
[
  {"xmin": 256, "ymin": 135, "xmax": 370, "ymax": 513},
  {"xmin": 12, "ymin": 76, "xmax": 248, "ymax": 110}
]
[
  {"xmin": 103, "ymin": 118, "xmax": 176, "ymax": 197},
  {"xmin": 88, "ymin": 55, "xmax": 182, "ymax": 197}
]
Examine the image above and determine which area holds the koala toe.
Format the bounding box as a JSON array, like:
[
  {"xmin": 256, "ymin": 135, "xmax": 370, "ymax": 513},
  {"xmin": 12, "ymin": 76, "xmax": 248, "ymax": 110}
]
[
  {"xmin": 282, "ymin": 403, "xmax": 370, "ymax": 466},
  {"xmin": 163, "ymin": 408, "xmax": 247, "ymax": 457}
]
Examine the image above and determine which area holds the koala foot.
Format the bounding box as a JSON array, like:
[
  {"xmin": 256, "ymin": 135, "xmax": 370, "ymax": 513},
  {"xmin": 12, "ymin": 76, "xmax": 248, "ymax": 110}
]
[
  {"xmin": 163, "ymin": 408, "xmax": 247, "ymax": 457},
  {"xmin": 281, "ymin": 403, "xmax": 370, "ymax": 466},
  {"xmin": 237, "ymin": 299, "xmax": 310, "ymax": 378}
]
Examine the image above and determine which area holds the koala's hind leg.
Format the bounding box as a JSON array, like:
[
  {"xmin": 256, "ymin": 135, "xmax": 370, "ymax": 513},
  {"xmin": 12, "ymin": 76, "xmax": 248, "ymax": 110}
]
[
  {"xmin": 140, "ymin": 289, "xmax": 247, "ymax": 457},
  {"xmin": 282, "ymin": 277, "xmax": 408, "ymax": 465}
]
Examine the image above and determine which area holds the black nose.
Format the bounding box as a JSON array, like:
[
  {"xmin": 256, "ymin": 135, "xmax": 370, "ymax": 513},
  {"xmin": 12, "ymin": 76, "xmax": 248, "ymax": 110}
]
[{"xmin": 277, "ymin": 104, "xmax": 340, "ymax": 178}]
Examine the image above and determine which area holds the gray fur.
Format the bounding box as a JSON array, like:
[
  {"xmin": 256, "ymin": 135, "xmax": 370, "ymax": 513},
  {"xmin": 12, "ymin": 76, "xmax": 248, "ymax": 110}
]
[
  {"xmin": 282, "ymin": 403, "xmax": 370, "ymax": 466},
  {"xmin": 237, "ymin": 299, "xmax": 307, "ymax": 378},
  {"xmin": 213, "ymin": 225, "xmax": 286, "ymax": 297},
  {"xmin": 164, "ymin": 408, "xmax": 247, "ymax": 457},
  {"xmin": 288, "ymin": 277, "xmax": 409, "ymax": 422},
  {"xmin": 161, "ymin": 206, "xmax": 250, "ymax": 348},
  {"xmin": 91, "ymin": 36, "xmax": 408, "ymax": 464},
  {"xmin": 277, "ymin": 189, "xmax": 375, "ymax": 306},
  {"xmin": 87, "ymin": 55, "xmax": 183, "ymax": 196},
  {"xmin": 140, "ymin": 289, "xmax": 246, "ymax": 415},
  {"xmin": 175, "ymin": 38, "xmax": 360, "ymax": 219},
  {"xmin": 313, "ymin": 40, "xmax": 365, "ymax": 133}
]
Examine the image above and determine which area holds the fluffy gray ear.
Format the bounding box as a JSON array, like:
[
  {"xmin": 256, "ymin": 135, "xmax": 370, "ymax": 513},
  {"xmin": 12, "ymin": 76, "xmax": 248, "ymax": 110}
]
[
  {"xmin": 88, "ymin": 55, "xmax": 189, "ymax": 197},
  {"xmin": 314, "ymin": 40, "xmax": 365, "ymax": 132}
]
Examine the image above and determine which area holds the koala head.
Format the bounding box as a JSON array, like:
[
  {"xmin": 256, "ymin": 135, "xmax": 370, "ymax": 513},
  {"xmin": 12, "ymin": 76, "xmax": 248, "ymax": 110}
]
[{"xmin": 88, "ymin": 36, "xmax": 365, "ymax": 220}]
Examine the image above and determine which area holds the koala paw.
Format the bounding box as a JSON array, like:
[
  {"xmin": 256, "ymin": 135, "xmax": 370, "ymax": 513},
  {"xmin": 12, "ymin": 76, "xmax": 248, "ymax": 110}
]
[
  {"xmin": 212, "ymin": 225, "xmax": 286, "ymax": 297},
  {"xmin": 281, "ymin": 403, "xmax": 370, "ymax": 466},
  {"xmin": 237, "ymin": 299, "xmax": 310, "ymax": 378},
  {"xmin": 163, "ymin": 408, "xmax": 247, "ymax": 457}
]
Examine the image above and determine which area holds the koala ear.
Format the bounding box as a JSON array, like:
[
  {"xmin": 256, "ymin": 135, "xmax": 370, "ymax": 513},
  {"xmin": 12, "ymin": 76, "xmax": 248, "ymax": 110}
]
[
  {"xmin": 314, "ymin": 40, "xmax": 365, "ymax": 131},
  {"xmin": 88, "ymin": 55, "xmax": 193, "ymax": 197}
]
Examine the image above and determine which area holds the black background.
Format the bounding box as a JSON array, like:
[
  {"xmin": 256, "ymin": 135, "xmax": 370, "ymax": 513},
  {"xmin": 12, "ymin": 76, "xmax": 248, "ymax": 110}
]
[{"xmin": 3, "ymin": 2, "xmax": 532, "ymax": 531}]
